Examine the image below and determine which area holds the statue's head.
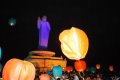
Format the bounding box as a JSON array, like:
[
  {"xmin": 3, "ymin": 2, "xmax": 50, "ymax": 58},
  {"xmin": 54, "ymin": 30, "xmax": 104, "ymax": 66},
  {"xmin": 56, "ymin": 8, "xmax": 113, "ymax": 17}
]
[{"xmin": 42, "ymin": 16, "xmax": 47, "ymax": 21}]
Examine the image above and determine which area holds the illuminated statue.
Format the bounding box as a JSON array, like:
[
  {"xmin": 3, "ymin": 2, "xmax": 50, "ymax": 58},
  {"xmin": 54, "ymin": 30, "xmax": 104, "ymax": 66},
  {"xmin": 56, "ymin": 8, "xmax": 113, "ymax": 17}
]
[{"xmin": 37, "ymin": 16, "xmax": 51, "ymax": 49}]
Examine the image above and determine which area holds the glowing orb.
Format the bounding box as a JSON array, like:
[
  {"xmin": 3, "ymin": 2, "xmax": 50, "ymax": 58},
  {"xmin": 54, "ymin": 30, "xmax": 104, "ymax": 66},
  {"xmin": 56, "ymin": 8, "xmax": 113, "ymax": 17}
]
[
  {"xmin": 8, "ymin": 18, "xmax": 16, "ymax": 26},
  {"xmin": 59, "ymin": 27, "xmax": 89, "ymax": 60},
  {"xmin": 52, "ymin": 66, "xmax": 62, "ymax": 79}
]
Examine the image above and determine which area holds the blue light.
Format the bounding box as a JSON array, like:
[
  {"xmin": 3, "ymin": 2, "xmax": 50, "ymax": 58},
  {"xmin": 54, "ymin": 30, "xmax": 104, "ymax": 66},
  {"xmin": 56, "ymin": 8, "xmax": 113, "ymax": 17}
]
[
  {"xmin": 8, "ymin": 18, "xmax": 16, "ymax": 26},
  {"xmin": 52, "ymin": 66, "xmax": 62, "ymax": 79}
]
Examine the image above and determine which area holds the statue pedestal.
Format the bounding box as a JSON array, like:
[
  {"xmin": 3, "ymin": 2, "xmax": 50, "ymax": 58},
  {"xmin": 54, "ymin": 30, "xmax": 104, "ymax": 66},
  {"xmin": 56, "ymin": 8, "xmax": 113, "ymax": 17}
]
[{"xmin": 25, "ymin": 50, "xmax": 67, "ymax": 72}]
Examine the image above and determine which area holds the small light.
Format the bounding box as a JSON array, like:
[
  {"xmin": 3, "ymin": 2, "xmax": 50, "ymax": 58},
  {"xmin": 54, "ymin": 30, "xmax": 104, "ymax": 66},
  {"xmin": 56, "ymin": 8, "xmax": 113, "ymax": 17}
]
[{"xmin": 8, "ymin": 18, "xmax": 16, "ymax": 26}]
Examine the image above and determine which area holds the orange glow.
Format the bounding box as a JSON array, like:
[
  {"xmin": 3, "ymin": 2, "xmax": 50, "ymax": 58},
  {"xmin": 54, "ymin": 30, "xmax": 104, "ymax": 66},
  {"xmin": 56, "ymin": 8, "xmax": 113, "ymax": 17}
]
[
  {"xmin": 59, "ymin": 27, "xmax": 89, "ymax": 60},
  {"xmin": 74, "ymin": 60, "xmax": 86, "ymax": 72},
  {"xmin": 39, "ymin": 74, "xmax": 50, "ymax": 80},
  {"xmin": 66, "ymin": 66, "xmax": 73, "ymax": 73},
  {"xmin": 109, "ymin": 65, "xmax": 114, "ymax": 72},
  {"xmin": 96, "ymin": 64, "xmax": 101, "ymax": 70},
  {"xmin": 2, "ymin": 58, "xmax": 35, "ymax": 80}
]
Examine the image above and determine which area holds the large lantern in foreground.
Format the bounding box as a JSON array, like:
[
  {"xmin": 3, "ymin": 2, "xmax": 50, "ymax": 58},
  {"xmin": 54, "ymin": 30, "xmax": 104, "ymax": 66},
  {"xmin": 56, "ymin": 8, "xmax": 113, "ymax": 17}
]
[
  {"xmin": 74, "ymin": 60, "xmax": 86, "ymax": 72},
  {"xmin": 2, "ymin": 58, "xmax": 35, "ymax": 80},
  {"xmin": 59, "ymin": 27, "xmax": 89, "ymax": 60}
]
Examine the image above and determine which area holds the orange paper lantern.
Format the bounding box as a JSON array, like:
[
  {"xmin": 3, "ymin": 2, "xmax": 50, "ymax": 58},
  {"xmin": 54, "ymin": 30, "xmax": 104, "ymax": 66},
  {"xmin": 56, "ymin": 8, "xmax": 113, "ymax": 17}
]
[
  {"xmin": 2, "ymin": 58, "xmax": 35, "ymax": 80},
  {"xmin": 66, "ymin": 66, "xmax": 73, "ymax": 73},
  {"xmin": 59, "ymin": 27, "xmax": 89, "ymax": 60},
  {"xmin": 39, "ymin": 74, "xmax": 50, "ymax": 80},
  {"xmin": 109, "ymin": 65, "xmax": 114, "ymax": 72},
  {"xmin": 74, "ymin": 60, "xmax": 86, "ymax": 72},
  {"xmin": 96, "ymin": 64, "xmax": 101, "ymax": 70}
]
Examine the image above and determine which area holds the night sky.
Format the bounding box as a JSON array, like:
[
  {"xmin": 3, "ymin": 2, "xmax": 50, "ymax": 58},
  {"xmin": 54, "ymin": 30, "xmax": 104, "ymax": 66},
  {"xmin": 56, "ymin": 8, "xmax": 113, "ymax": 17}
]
[{"xmin": 0, "ymin": 1, "xmax": 119, "ymax": 70}]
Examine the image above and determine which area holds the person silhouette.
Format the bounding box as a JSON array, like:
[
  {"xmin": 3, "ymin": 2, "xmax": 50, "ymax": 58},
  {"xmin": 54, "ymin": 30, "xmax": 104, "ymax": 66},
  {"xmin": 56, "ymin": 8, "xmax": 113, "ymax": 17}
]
[{"xmin": 37, "ymin": 16, "xmax": 51, "ymax": 50}]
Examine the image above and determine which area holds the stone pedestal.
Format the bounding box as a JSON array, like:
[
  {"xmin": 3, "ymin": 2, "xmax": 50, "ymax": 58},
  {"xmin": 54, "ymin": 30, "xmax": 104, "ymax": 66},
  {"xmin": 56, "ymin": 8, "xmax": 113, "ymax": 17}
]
[{"xmin": 25, "ymin": 50, "xmax": 67, "ymax": 72}]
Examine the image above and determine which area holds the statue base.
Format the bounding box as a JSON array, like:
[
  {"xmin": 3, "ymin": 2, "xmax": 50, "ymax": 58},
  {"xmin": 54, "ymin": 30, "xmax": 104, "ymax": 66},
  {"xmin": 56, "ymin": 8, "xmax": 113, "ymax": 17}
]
[{"xmin": 25, "ymin": 50, "xmax": 67, "ymax": 72}]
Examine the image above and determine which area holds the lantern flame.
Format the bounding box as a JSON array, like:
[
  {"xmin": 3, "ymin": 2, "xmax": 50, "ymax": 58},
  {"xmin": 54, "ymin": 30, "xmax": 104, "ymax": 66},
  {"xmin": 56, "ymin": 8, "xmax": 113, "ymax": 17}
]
[{"xmin": 59, "ymin": 27, "xmax": 89, "ymax": 60}]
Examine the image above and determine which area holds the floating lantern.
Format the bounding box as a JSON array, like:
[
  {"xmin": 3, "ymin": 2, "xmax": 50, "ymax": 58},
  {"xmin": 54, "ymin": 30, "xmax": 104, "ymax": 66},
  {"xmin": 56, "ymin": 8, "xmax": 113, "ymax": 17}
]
[
  {"xmin": 39, "ymin": 74, "xmax": 50, "ymax": 80},
  {"xmin": 2, "ymin": 58, "xmax": 35, "ymax": 80},
  {"xmin": 74, "ymin": 60, "xmax": 86, "ymax": 72},
  {"xmin": 52, "ymin": 66, "xmax": 62, "ymax": 79},
  {"xmin": 66, "ymin": 66, "xmax": 73, "ymax": 73},
  {"xmin": 8, "ymin": 18, "xmax": 16, "ymax": 26},
  {"xmin": 59, "ymin": 27, "xmax": 89, "ymax": 60},
  {"xmin": 109, "ymin": 65, "xmax": 114, "ymax": 72},
  {"xmin": 96, "ymin": 64, "xmax": 101, "ymax": 70}
]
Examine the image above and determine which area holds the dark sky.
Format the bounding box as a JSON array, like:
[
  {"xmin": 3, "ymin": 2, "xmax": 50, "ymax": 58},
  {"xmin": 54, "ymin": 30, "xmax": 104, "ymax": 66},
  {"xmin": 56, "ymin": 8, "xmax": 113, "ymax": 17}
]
[{"xmin": 0, "ymin": 1, "xmax": 120, "ymax": 69}]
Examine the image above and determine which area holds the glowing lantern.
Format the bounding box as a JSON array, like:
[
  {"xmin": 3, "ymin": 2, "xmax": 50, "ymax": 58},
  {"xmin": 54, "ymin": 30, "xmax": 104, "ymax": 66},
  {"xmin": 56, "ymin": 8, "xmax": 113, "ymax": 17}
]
[
  {"xmin": 59, "ymin": 27, "xmax": 89, "ymax": 60},
  {"xmin": 52, "ymin": 66, "xmax": 62, "ymax": 79},
  {"xmin": 39, "ymin": 74, "xmax": 50, "ymax": 80},
  {"xmin": 109, "ymin": 65, "xmax": 114, "ymax": 72},
  {"xmin": 74, "ymin": 60, "xmax": 86, "ymax": 72},
  {"xmin": 2, "ymin": 58, "xmax": 35, "ymax": 80},
  {"xmin": 96, "ymin": 64, "xmax": 101, "ymax": 70},
  {"xmin": 96, "ymin": 74, "xmax": 100, "ymax": 78},
  {"xmin": 8, "ymin": 18, "xmax": 16, "ymax": 26},
  {"xmin": 66, "ymin": 66, "xmax": 73, "ymax": 73}
]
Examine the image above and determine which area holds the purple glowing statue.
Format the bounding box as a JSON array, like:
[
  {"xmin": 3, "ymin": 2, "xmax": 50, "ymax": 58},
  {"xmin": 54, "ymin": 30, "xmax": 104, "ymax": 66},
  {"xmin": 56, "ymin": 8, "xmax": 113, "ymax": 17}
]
[{"xmin": 37, "ymin": 16, "xmax": 51, "ymax": 49}]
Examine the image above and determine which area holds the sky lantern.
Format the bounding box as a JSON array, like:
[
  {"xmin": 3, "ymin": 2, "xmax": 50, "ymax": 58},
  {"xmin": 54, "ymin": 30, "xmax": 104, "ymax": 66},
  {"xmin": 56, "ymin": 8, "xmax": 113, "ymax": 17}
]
[
  {"xmin": 59, "ymin": 27, "xmax": 89, "ymax": 60},
  {"xmin": 96, "ymin": 64, "xmax": 101, "ymax": 70},
  {"xmin": 109, "ymin": 65, "xmax": 114, "ymax": 72},
  {"xmin": 8, "ymin": 18, "xmax": 16, "ymax": 26},
  {"xmin": 39, "ymin": 74, "xmax": 50, "ymax": 80},
  {"xmin": 74, "ymin": 60, "xmax": 86, "ymax": 72},
  {"xmin": 2, "ymin": 58, "xmax": 35, "ymax": 80},
  {"xmin": 66, "ymin": 66, "xmax": 73, "ymax": 73},
  {"xmin": 74, "ymin": 60, "xmax": 86, "ymax": 79},
  {"xmin": 52, "ymin": 66, "xmax": 62, "ymax": 79}
]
